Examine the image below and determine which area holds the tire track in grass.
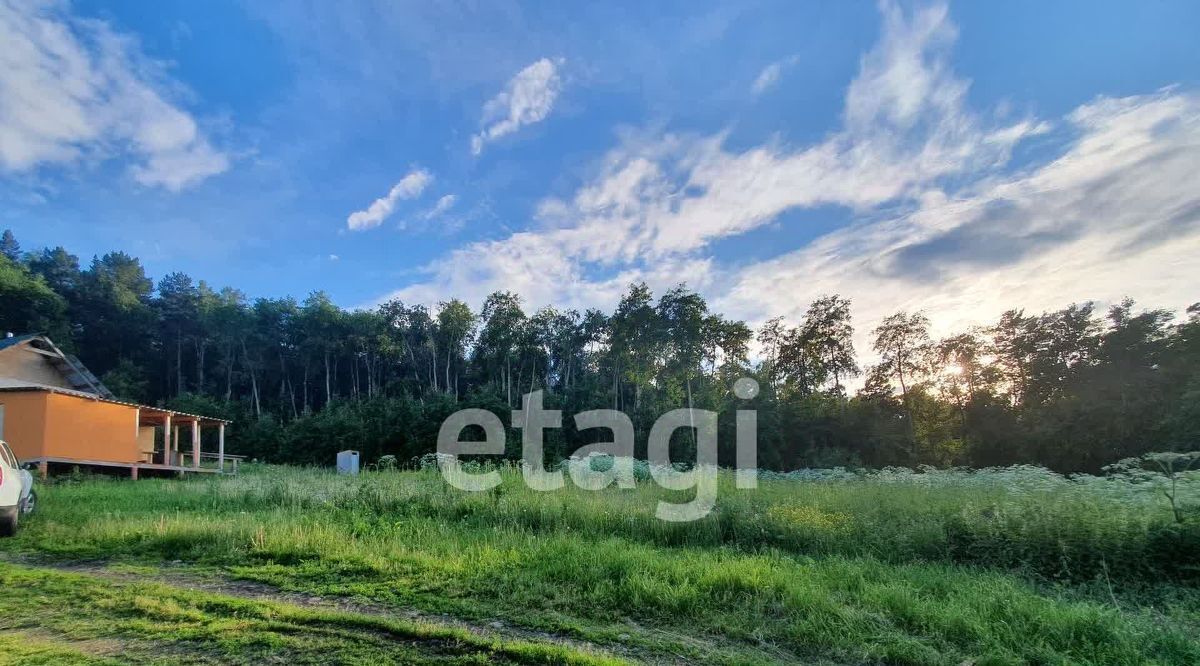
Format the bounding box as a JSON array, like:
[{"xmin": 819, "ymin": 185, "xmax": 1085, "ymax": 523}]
[
  {"xmin": 2, "ymin": 556, "xmax": 685, "ymax": 664},
  {"xmin": 2, "ymin": 554, "xmax": 823, "ymax": 665},
  {"xmin": 0, "ymin": 559, "xmax": 630, "ymax": 665}
]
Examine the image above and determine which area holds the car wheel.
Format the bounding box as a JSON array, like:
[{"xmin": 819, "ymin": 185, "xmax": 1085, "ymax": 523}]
[
  {"xmin": 21, "ymin": 490, "xmax": 36, "ymax": 515},
  {"xmin": 0, "ymin": 506, "xmax": 17, "ymax": 537}
]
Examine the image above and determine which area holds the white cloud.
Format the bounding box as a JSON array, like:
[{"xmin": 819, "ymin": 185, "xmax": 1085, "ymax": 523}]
[
  {"xmin": 0, "ymin": 0, "xmax": 229, "ymax": 190},
  {"xmin": 717, "ymin": 89, "xmax": 1200, "ymax": 362},
  {"xmin": 751, "ymin": 55, "xmax": 800, "ymax": 95},
  {"xmin": 380, "ymin": 231, "xmax": 715, "ymax": 314},
  {"xmin": 376, "ymin": 1, "xmax": 1031, "ymax": 310},
  {"xmin": 346, "ymin": 168, "xmax": 433, "ymax": 231},
  {"xmin": 844, "ymin": 1, "xmax": 957, "ymax": 133},
  {"xmin": 374, "ymin": 1, "xmax": 1200, "ymax": 363},
  {"xmin": 423, "ymin": 194, "xmax": 457, "ymax": 220},
  {"xmin": 471, "ymin": 57, "xmax": 564, "ymax": 155},
  {"xmin": 397, "ymin": 193, "xmax": 461, "ymax": 233},
  {"xmin": 521, "ymin": 0, "xmax": 1037, "ymax": 265}
]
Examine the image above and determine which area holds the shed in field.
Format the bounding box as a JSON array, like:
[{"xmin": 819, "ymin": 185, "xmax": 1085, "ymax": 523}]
[{"xmin": 0, "ymin": 334, "xmax": 237, "ymax": 478}]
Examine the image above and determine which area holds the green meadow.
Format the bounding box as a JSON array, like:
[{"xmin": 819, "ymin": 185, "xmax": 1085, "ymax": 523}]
[{"xmin": 2, "ymin": 463, "xmax": 1198, "ymax": 665}]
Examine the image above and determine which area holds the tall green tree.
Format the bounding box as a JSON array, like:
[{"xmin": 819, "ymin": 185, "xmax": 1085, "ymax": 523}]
[
  {"xmin": 74, "ymin": 252, "xmax": 155, "ymax": 379},
  {"xmin": 475, "ymin": 291, "xmax": 527, "ymax": 405},
  {"xmin": 0, "ymin": 254, "xmax": 68, "ymax": 339},
  {"xmin": 157, "ymin": 272, "xmax": 200, "ymax": 396},
  {"xmin": 804, "ymin": 295, "xmax": 859, "ymax": 396},
  {"xmin": 435, "ymin": 299, "xmax": 476, "ymax": 398},
  {"xmin": 0, "ymin": 230, "xmax": 20, "ymax": 262},
  {"xmin": 871, "ymin": 311, "xmax": 932, "ymax": 449}
]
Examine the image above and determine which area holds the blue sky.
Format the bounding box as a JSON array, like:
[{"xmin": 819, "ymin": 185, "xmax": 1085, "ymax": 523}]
[{"xmin": 2, "ymin": 0, "xmax": 1199, "ymax": 347}]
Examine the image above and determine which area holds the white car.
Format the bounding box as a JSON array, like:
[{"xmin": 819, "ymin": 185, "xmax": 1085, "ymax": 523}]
[{"xmin": 0, "ymin": 439, "xmax": 35, "ymax": 536}]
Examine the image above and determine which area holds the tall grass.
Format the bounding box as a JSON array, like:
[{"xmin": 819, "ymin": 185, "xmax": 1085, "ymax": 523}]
[
  {"xmin": 29, "ymin": 463, "xmax": 1197, "ymax": 582},
  {"xmin": 4, "ymin": 464, "xmax": 1199, "ymax": 664}
]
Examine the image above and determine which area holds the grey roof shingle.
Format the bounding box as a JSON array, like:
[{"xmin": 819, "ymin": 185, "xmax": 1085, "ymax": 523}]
[{"xmin": 0, "ymin": 333, "xmax": 38, "ymax": 352}]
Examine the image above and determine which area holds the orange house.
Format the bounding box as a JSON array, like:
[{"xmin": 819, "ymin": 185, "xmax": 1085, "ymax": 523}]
[{"xmin": 0, "ymin": 334, "xmax": 234, "ymax": 478}]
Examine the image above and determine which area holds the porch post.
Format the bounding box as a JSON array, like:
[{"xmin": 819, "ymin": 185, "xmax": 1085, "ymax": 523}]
[
  {"xmin": 191, "ymin": 420, "xmax": 200, "ymax": 469},
  {"xmin": 164, "ymin": 414, "xmax": 172, "ymax": 466},
  {"xmin": 134, "ymin": 408, "xmax": 142, "ymax": 464},
  {"xmin": 218, "ymin": 423, "xmax": 226, "ymax": 474}
]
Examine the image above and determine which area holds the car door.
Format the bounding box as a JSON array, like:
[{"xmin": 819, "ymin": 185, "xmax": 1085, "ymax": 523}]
[
  {"xmin": 0, "ymin": 440, "xmax": 19, "ymax": 508},
  {"xmin": 0, "ymin": 441, "xmax": 31, "ymax": 507}
]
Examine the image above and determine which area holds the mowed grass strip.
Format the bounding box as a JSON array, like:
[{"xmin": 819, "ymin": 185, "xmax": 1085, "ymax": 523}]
[{"xmin": 0, "ymin": 562, "xmax": 625, "ymax": 666}]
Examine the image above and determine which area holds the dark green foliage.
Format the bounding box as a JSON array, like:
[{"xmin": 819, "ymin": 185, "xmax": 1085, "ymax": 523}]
[
  {"xmin": 1, "ymin": 228, "xmax": 1198, "ymax": 473},
  {"xmin": 0, "ymin": 252, "xmax": 68, "ymax": 340},
  {"xmin": 0, "ymin": 229, "xmax": 19, "ymax": 262}
]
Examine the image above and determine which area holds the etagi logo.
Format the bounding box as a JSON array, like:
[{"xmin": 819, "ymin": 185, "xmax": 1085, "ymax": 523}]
[{"xmin": 436, "ymin": 377, "xmax": 761, "ymax": 522}]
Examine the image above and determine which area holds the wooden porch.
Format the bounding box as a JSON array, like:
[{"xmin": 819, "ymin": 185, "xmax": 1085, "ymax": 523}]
[
  {"xmin": 28, "ymin": 453, "xmax": 246, "ymax": 479},
  {"xmin": 28, "ymin": 405, "xmax": 242, "ymax": 480},
  {"xmin": 136, "ymin": 406, "xmax": 232, "ymax": 469}
]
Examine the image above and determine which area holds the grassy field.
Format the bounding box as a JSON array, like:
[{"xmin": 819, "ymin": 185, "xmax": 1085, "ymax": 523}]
[{"xmin": 1, "ymin": 463, "xmax": 1198, "ymax": 665}]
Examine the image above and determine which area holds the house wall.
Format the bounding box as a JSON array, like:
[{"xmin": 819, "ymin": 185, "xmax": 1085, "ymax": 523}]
[
  {"xmin": 0, "ymin": 391, "xmax": 50, "ymax": 461},
  {"xmin": 0, "ymin": 346, "xmax": 74, "ymax": 389},
  {"xmin": 41, "ymin": 393, "xmax": 141, "ymax": 464}
]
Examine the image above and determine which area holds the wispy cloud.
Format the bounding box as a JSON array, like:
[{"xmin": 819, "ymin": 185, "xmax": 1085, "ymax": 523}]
[
  {"xmin": 471, "ymin": 57, "xmax": 565, "ymax": 155},
  {"xmin": 521, "ymin": 0, "xmax": 1037, "ymax": 264},
  {"xmin": 380, "ymin": 1, "xmax": 990, "ymax": 306},
  {"xmin": 377, "ymin": 1, "xmax": 1200, "ymax": 363},
  {"xmin": 751, "ymin": 54, "xmax": 800, "ymax": 95},
  {"xmin": 346, "ymin": 168, "xmax": 432, "ymax": 231},
  {"xmin": 423, "ymin": 194, "xmax": 457, "ymax": 220},
  {"xmin": 379, "ymin": 1, "xmax": 1032, "ymax": 307},
  {"xmin": 0, "ymin": 0, "xmax": 229, "ymax": 190},
  {"xmin": 398, "ymin": 193, "xmax": 462, "ymax": 233},
  {"xmin": 717, "ymin": 89, "xmax": 1200, "ymax": 354}
]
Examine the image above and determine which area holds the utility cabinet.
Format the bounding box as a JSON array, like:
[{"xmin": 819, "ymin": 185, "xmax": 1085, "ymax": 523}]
[{"xmin": 336, "ymin": 450, "xmax": 360, "ymax": 475}]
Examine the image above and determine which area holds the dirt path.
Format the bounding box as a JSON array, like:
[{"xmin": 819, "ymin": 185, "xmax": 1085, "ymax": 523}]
[
  {"xmin": 1, "ymin": 555, "xmax": 705, "ymax": 665},
  {"xmin": 1, "ymin": 627, "xmax": 129, "ymax": 659}
]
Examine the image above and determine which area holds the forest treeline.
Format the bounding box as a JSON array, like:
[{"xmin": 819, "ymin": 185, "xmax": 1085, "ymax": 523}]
[{"xmin": 2, "ymin": 228, "xmax": 1198, "ymax": 472}]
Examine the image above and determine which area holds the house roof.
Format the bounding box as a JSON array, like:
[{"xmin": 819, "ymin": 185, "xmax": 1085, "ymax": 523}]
[
  {"xmin": 0, "ymin": 333, "xmax": 38, "ymax": 352},
  {"xmin": 0, "ymin": 333, "xmax": 114, "ymax": 399},
  {"xmin": 0, "ymin": 334, "xmax": 230, "ymax": 425},
  {"xmin": 0, "ymin": 381, "xmax": 231, "ymax": 425}
]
